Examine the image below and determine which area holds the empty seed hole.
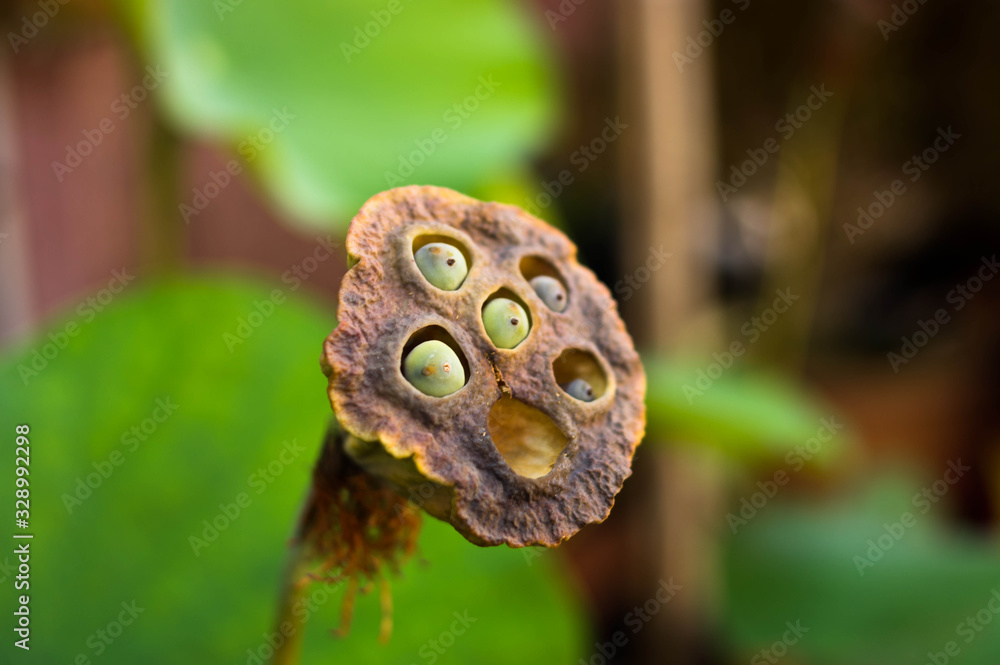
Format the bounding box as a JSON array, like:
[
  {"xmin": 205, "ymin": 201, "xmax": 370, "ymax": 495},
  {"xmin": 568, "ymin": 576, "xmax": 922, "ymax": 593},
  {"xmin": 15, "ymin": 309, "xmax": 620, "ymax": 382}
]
[
  {"xmin": 487, "ymin": 397, "xmax": 568, "ymax": 479},
  {"xmin": 553, "ymin": 349, "xmax": 609, "ymax": 401},
  {"xmin": 400, "ymin": 326, "xmax": 470, "ymax": 394}
]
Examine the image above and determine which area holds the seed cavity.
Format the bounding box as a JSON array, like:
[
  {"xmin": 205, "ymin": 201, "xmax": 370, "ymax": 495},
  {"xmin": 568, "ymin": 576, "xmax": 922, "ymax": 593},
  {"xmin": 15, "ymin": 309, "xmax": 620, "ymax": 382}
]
[
  {"xmin": 520, "ymin": 257, "xmax": 569, "ymax": 312},
  {"xmin": 413, "ymin": 236, "xmax": 471, "ymax": 291},
  {"xmin": 529, "ymin": 276, "xmax": 568, "ymax": 313},
  {"xmin": 562, "ymin": 378, "xmax": 595, "ymax": 402},
  {"xmin": 401, "ymin": 326, "xmax": 469, "ymax": 397},
  {"xmin": 482, "ymin": 292, "xmax": 531, "ymax": 349},
  {"xmin": 553, "ymin": 349, "xmax": 609, "ymax": 401},
  {"xmin": 487, "ymin": 397, "xmax": 568, "ymax": 478}
]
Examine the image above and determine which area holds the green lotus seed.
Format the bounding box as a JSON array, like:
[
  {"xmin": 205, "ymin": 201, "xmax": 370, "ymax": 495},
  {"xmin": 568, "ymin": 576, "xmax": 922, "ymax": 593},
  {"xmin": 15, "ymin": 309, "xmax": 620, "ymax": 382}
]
[
  {"xmin": 483, "ymin": 298, "xmax": 530, "ymax": 349},
  {"xmin": 563, "ymin": 378, "xmax": 595, "ymax": 402},
  {"xmin": 403, "ymin": 340, "xmax": 465, "ymax": 397},
  {"xmin": 414, "ymin": 242, "xmax": 468, "ymax": 290},
  {"xmin": 529, "ymin": 275, "xmax": 568, "ymax": 312}
]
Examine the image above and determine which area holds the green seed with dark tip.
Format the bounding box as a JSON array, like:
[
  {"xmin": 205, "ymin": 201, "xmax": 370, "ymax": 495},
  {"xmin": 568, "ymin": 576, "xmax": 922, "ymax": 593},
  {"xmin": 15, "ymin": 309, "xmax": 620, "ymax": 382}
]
[
  {"xmin": 483, "ymin": 298, "xmax": 530, "ymax": 349},
  {"xmin": 563, "ymin": 378, "xmax": 595, "ymax": 402},
  {"xmin": 414, "ymin": 242, "xmax": 468, "ymax": 290},
  {"xmin": 530, "ymin": 275, "xmax": 567, "ymax": 312},
  {"xmin": 403, "ymin": 340, "xmax": 465, "ymax": 397}
]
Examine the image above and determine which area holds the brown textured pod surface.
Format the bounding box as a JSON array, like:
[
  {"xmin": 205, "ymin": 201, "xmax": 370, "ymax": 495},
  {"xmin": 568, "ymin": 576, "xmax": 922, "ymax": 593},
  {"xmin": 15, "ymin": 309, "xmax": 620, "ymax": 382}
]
[{"xmin": 322, "ymin": 185, "xmax": 645, "ymax": 547}]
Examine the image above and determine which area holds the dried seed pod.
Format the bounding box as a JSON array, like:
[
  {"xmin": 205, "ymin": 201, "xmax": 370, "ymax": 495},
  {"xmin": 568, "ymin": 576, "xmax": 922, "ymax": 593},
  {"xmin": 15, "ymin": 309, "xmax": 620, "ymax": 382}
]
[{"xmin": 322, "ymin": 186, "xmax": 645, "ymax": 547}]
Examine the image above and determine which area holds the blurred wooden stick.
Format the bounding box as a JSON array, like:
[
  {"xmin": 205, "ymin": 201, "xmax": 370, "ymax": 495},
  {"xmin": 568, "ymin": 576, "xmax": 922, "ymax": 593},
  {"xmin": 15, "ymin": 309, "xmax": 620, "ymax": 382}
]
[{"xmin": 618, "ymin": 0, "xmax": 725, "ymax": 662}]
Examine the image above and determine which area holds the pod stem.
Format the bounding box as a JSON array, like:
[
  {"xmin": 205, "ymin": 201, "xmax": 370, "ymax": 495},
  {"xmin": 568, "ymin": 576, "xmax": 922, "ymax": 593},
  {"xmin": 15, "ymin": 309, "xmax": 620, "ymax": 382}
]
[
  {"xmin": 270, "ymin": 422, "xmax": 345, "ymax": 665},
  {"xmin": 270, "ymin": 540, "xmax": 311, "ymax": 665},
  {"xmin": 270, "ymin": 419, "xmax": 421, "ymax": 663}
]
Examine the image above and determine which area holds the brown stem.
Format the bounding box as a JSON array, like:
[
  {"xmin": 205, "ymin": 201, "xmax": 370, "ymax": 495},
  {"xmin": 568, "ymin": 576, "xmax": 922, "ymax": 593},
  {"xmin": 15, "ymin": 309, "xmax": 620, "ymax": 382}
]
[
  {"xmin": 270, "ymin": 422, "xmax": 345, "ymax": 665},
  {"xmin": 270, "ymin": 539, "xmax": 312, "ymax": 665},
  {"xmin": 269, "ymin": 419, "xmax": 421, "ymax": 662}
]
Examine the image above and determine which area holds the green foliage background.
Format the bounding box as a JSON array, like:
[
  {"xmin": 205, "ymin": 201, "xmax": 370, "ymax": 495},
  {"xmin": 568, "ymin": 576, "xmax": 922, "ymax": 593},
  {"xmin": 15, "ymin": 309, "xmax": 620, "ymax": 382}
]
[
  {"xmin": 0, "ymin": 280, "xmax": 585, "ymax": 664},
  {"xmin": 121, "ymin": 0, "xmax": 558, "ymax": 228},
  {"xmin": 3, "ymin": 1, "xmax": 999, "ymax": 663}
]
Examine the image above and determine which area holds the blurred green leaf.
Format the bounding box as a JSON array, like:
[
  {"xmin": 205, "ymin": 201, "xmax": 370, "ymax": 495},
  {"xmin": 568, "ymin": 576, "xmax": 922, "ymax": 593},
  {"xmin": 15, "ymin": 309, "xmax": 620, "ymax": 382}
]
[
  {"xmin": 644, "ymin": 357, "xmax": 846, "ymax": 464},
  {"xmin": 724, "ymin": 476, "xmax": 1000, "ymax": 665},
  {"xmin": 0, "ymin": 278, "xmax": 583, "ymax": 664},
  {"xmin": 122, "ymin": 0, "xmax": 558, "ymax": 228}
]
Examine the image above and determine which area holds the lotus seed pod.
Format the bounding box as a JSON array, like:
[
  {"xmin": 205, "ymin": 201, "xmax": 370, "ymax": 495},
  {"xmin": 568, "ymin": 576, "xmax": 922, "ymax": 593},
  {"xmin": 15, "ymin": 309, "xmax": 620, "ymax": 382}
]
[
  {"xmin": 482, "ymin": 298, "xmax": 530, "ymax": 349},
  {"xmin": 403, "ymin": 340, "xmax": 465, "ymax": 397},
  {"xmin": 563, "ymin": 378, "xmax": 595, "ymax": 402},
  {"xmin": 414, "ymin": 242, "xmax": 468, "ymax": 290},
  {"xmin": 530, "ymin": 275, "xmax": 568, "ymax": 312},
  {"xmin": 323, "ymin": 186, "xmax": 645, "ymax": 547}
]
